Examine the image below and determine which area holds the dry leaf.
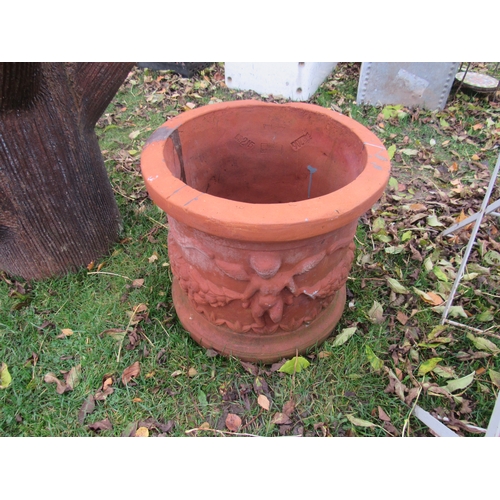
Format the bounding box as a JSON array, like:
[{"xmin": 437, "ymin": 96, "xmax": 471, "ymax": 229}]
[
  {"xmin": 78, "ymin": 394, "xmax": 96, "ymax": 424},
  {"xmin": 257, "ymin": 394, "xmax": 270, "ymax": 411},
  {"xmin": 240, "ymin": 361, "xmax": 259, "ymax": 376},
  {"xmin": 409, "ymin": 203, "xmax": 427, "ymax": 212},
  {"xmin": 188, "ymin": 367, "xmax": 198, "ymax": 377},
  {"xmin": 148, "ymin": 252, "xmax": 159, "ymax": 263},
  {"xmin": 44, "ymin": 364, "xmax": 81, "ymax": 394},
  {"xmin": 0, "ymin": 362, "xmax": 12, "ymax": 389},
  {"xmin": 318, "ymin": 351, "xmax": 332, "ymax": 358},
  {"xmin": 271, "ymin": 412, "xmax": 292, "ymax": 425},
  {"xmin": 132, "ymin": 279, "xmax": 144, "ymax": 288},
  {"xmin": 368, "ymin": 301, "xmax": 384, "ymax": 324},
  {"xmin": 121, "ymin": 361, "xmax": 140, "ymax": 385},
  {"xmin": 282, "ymin": 399, "xmax": 296, "ymax": 417},
  {"xmin": 57, "ymin": 328, "xmax": 74, "ymax": 338},
  {"xmin": 378, "ymin": 406, "xmax": 391, "ymax": 422},
  {"xmin": 135, "ymin": 426, "xmax": 149, "ymax": 437},
  {"xmin": 396, "ymin": 311, "xmax": 409, "ymax": 325},
  {"xmin": 88, "ymin": 418, "xmax": 113, "ymax": 432},
  {"xmin": 225, "ymin": 413, "xmax": 242, "ymax": 432}
]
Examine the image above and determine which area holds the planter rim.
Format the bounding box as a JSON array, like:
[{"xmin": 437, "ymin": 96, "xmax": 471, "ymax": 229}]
[{"xmin": 141, "ymin": 100, "xmax": 390, "ymax": 242}]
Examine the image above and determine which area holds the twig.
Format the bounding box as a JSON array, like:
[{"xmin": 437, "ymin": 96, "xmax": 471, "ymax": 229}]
[
  {"xmin": 185, "ymin": 427, "xmax": 260, "ymax": 437},
  {"xmin": 402, "ymin": 379, "xmax": 424, "ymax": 437},
  {"xmin": 117, "ymin": 303, "xmax": 142, "ymax": 363},
  {"xmin": 88, "ymin": 271, "xmax": 133, "ymax": 281},
  {"xmin": 112, "ymin": 186, "xmax": 136, "ymax": 201},
  {"xmin": 143, "ymin": 213, "xmax": 169, "ymax": 231},
  {"xmin": 154, "ymin": 318, "xmax": 171, "ymax": 337}
]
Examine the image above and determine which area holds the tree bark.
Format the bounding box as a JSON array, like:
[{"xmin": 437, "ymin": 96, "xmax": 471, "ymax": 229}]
[{"xmin": 0, "ymin": 62, "xmax": 134, "ymax": 279}]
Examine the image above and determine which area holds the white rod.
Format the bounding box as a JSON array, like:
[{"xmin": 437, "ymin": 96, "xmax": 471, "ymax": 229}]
[
  {"xmin": 441, "ymin": 153, "xmax": 500, "ymax": 325},
  {"xmin": 412, "ymin": 405, "xmax": 460, "ymax": 437}
]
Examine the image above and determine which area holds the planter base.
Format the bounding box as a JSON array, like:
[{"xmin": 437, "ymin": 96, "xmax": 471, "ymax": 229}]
[{"xmin": 173, "ymin": 279, "xmax": 346, "ymax": 363}]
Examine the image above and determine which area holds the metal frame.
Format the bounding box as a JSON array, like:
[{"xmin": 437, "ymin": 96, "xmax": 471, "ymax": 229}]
[{"xmin": 412, "ymin": 152, "xmax": 500, "ymax": 436}]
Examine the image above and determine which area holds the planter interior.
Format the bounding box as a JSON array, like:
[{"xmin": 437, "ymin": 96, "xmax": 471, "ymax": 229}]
[{"xmin": 141, "ymin": 101, "xmax": 390, "ymax": 362}]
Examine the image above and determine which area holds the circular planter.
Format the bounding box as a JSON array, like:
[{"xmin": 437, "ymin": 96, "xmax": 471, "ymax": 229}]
[{"xmin": 141, "ymin": 100, "xmax": 390, "ymax": 363}]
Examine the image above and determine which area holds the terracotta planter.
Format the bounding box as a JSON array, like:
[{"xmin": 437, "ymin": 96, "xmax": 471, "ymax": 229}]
[{"xmin": 141, "ymin": 100, "xmax": 390, "ymax": 363}]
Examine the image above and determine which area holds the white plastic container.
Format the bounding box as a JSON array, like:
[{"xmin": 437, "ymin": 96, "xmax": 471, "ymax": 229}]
[
  {"xmin": 357, "ymin": 62, "xmax": 460, "ymax": 110},
  {"xmin": 224, "ymin": 62, "xmax": 338, "ymax": 101}
]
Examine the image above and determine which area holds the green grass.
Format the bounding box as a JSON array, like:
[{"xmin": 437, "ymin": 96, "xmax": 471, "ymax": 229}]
[{"xmin": 1, "ymin": 63, "xmax": 499, "ymax": 437}]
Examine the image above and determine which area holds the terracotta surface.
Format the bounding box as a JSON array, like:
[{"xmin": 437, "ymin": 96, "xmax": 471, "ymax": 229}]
[{"xmin": 141, "ymin": 100, "xmax": 390, "ymax": 362}]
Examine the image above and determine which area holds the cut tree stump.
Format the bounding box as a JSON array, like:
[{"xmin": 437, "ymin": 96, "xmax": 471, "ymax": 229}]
[{"xmin": 0, "ymin": 62, "xmax": 134, "ymax": 279}]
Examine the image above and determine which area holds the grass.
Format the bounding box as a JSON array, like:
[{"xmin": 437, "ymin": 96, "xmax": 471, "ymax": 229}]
[{"xmin": 1, "ymin": 62, "xmax": 499, "ymax": 437}]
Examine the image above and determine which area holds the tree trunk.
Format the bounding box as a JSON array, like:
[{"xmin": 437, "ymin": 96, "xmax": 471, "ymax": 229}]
[{"xmin": 0, "ymin": 62, "xmax": 134, "ymax": 279}]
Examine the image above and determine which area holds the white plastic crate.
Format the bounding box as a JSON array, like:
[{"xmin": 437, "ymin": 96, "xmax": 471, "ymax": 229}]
[
  {"xmin": 357, "ymin": 62, "xmax": 460, "ymax": 110},
  {"xmin": 224, "ymin": 62, "xmax": 338, "ymax": 101}
]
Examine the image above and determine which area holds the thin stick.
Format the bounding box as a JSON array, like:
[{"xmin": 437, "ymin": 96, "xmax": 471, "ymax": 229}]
[
  {"xmin": 88, "ymin": 271, "xmax": 133, "ymax": 281},
  {"xmin": 402, "ymin": 381, "xmax": 423, "ymax": 437},
  {"xmin": 154, "ymin": 318, "xmax": 171, "ymax": 338},
  {"xmin": 143, "ymin": 213, "xmax": 169, "ymax": 231},
  {"xmin": 185, "ymin": 427, "xmax": 260, "ymax": 437},
  {"xmin": 117, "ymin": 303, "xmax": 142, "ymax": 362}
]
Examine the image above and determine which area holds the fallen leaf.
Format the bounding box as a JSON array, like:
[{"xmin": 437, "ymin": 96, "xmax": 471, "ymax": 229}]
[
  {"xmin": 65, "ymin": 365, "xmax": 81, "ymax": 390},
  {"xmin": 346, "ymin": 414, "xmax": 376, "ymax": 428},
  {"xmin": 434, "ymin": 365, "xmax": 458, "ymax": 379},
  {"xmin": 135, "ymin": 426, "xmax": 149, "ymax": 437},
  {"xmin": 121, "ymin": 361, "xmax": 140, "ymax": 385},
  {"xmin": 377, "ymin": 406, "xmax": 391, "ymax": 422},
  {"xmin": 271, "ymin": 412, "xmax": 292, "ymax": 425},
  {"xmin": 57, "ymin": 328, "xmax": 74, "ymax": 339},
  {"xmin": 188, "ymin": 367, "xmax": 198, "ymax": 377},
  {"xmin": 488, "ymin": 369, "xmax": 500, "ymax": 389},
  {"xmin": 131, "ymin": 279, "xmax": 144, "ymax": 288},
  {"xmin": 433, "ymin": 305, "xmax": 467, "ymax": 318},
  {"xmin": 257, "ymin": 394, "xmax": 270, "ymax": 411},
  {"xmin": 197, "ymin": 389, "xmax": 207, "ymax": 407},
  {"xmin": 240, "ymin": 361, "xmax": 259, "ymax": 376},
  {"xmin": 88, "ymin": 418, "xmax": 113, "ymax": 432},
  {"xmin": 171, "ymin": 370, "xmax": 183, "ymax": 377},
  {"xmin": 0, "ymin": 363, "xmax": 12, "ymax": 389},
  {"xmin": 44, "ymin": 373, "xmax": 68, "ymax": 394},
  {"xmin": 102, "ymin": 329, "xmax": 127, "ymax": 341},
  {"xmin": 396, "ymin": 311, "xmax": 409, "ymax": 325},
  {"xmin": 427, "ymin": 214, "xmax": 445, "ymax": 227},
  {"xmin": 368, "ymin": 301, "xmax": 384, "ymax": 324},
  {"xmin": 467, "ymin": 333, "xmax": 500, "ymax": 354},
  {"xmin": 401, "ymin": 148, "xmax": 418, "ymax": 156},
  {"xmin": 78, "ymin": 394, "xmax": 96, "ymax": 424},
  {"xmin": 148, "ymin": 252, "xmax": 159, "ymax": 263},
  {"xmin": 318, "ymin": 351, "xmax": 332, "ymax": 358},
  {"xmin": 331, "ymin": 327, "xmax": 357, "ymax": 347},
  {"xmin": 386, "ymin": 277, "xmax": 410, "ymax": 294},
  {"xmin": 225, "ymin": 413, "xmax": 242, "ymax": 432},
  {"xmin": 445, "ymin": 372, "xmax": 475, "ymax": 393},
  {"xmin": 132, "ymin": 397, "xmax": 143, "ymax": 403},
  {"xmin": 253, "ymin": 376, "xmax": 269, "ymax": 395},
  {"xmin": 44, "ymin": 365, "xmax": 81, "ymax": 394},
  {"xmin": 418, "ymin": 357, "xmax": 443, "ymax": 376},
  {"xmin": 414, "ymin": 288, "xmax": 444, "ymax": 306},
  {"xmin": 282, "ymin": 399, "xmax": 296, "ymax": 416},
  {"xmin": 128, "ymin": 130, "xmax": 140, "ymax": 140},
  {"xmin": 366, "ymin": 345, "xmax": 384, "ymax": 371},
  {"xmin": 278, "ymin": 356, "xmax": 310, "ymax": 374},
  {"xmin": 409, "ymin": 203, "xmax": 427, "ymax": 211}
]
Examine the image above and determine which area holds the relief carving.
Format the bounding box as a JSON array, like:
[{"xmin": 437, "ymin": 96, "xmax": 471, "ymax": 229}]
[{"xmin": 168, "ymin": 223, "xmax": 355, "ymax": 335}]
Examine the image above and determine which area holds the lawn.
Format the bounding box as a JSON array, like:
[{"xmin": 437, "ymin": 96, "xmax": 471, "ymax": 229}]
[{"xmin": 1, "ymin": 62, "xmax": 499, "ymax": 437}]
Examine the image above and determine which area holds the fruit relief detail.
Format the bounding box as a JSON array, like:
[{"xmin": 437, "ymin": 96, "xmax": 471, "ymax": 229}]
[{"xmin": 168, "ymin": 218, "xmax": 356, "ymax": 335}]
